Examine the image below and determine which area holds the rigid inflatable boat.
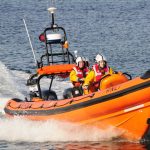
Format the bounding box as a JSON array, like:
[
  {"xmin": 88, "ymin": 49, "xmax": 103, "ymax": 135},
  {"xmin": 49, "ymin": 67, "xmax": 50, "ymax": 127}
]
[
  {"xmin": 4, "ymin": 7, "xmax": 150, "ymax": 142},
  {"xmin": 4, "ymin": 70, "xmax": 150, "ymax": 141}
]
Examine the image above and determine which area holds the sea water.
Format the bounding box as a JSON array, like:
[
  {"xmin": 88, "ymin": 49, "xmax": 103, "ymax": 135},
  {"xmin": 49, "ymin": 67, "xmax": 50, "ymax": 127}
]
[{"xmin": 0, "ymin": 0, "xmax": 150, "ymax": 149}]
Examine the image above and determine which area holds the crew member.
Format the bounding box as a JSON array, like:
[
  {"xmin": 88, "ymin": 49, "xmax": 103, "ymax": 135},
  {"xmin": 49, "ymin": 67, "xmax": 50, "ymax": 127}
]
[
  {"xmin": 70, "ymin": 56, "xmax": 89, "ymax": 87},
  {"xmin": 83, "ymin": 54, "xmax": 114, "ymax": 93}
]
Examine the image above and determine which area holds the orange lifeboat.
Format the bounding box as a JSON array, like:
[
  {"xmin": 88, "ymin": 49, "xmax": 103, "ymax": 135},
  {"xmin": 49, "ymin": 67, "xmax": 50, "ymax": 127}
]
[
  {"xmin": 5, "ymin": 6, "xmax": 150, "ymax": 142},
  {"xmin": 4, "ymin": 70, "xmax": 150, "ymax": 141}
]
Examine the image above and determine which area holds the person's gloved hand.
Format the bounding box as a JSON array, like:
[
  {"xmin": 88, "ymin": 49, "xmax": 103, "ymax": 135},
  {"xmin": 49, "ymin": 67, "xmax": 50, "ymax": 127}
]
[
  {"xmin": 82, "ymin": 85, "xmax": 88, "ymax": 90},
  {"xmin": 78, "ymin": 78, "xmax": 84, "ymax": 82}
]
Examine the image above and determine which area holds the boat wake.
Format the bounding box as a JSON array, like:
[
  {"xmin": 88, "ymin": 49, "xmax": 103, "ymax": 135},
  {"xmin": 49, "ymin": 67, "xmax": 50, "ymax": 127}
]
[
  {"xmin": 0, "ymin": 61, "xmax": 72, "ymax": 113},
  {"xmin": 0, "ymin": 62, "xmax": 29, "ymax": 113},
  {"xmin": 0, "ymin": 62, "xmax": 26, "ymax": 98},
  {"xmin": 0, "ymin": 117, "xmax": 123, "ymax": 142}
]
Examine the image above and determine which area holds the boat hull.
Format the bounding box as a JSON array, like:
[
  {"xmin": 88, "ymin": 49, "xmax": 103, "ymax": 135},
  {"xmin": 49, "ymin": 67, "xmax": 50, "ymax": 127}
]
[{"xmin": 4, "ymin": 77, "xmax": 150, "ymax": 141}]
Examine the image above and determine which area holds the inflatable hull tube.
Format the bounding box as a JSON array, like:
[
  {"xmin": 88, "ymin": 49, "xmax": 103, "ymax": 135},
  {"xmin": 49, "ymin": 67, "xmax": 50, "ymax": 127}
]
[{"xmin": 4, "ymin": 73, "xmax": 150, "ymax": 141}]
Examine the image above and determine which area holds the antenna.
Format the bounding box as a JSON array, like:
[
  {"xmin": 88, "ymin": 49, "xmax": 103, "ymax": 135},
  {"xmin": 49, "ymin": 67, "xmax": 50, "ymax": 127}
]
[
  {"xmin": 23, "ymin": 19, "xmax": 38, "ymax": 67},
  {"xmin": 47, "ymin": 7, "xmax": 57, "ymax": 27}
]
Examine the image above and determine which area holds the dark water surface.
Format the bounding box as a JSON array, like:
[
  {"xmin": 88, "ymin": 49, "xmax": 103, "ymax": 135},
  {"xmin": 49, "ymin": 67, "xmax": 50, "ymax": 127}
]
[
  {"xmin": 0, "ymin": 141, "xmax": 148, "ymax": 150},
  {"xmin": 1, "ymin": 0, "xmax": 150, "ymax": 149},
  {"xmin": 1, "ymin": 0, "xmax": 150, "ymax": 75}
]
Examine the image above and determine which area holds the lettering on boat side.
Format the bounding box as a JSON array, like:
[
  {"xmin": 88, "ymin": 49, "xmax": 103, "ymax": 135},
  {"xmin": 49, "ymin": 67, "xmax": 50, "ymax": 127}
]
[
  {"xmin": 105, "ymin": 85, "xmax": 121, "ymax": 94},
  {"xmin": 124, "ymin": 104, "xmax": 144, "ymax": 112}
]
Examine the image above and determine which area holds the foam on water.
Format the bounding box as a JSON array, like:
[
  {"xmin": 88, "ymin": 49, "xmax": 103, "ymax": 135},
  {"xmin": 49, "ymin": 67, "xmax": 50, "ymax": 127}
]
[
  {"xmin": 0, "ymin": 62, "xmax": 22, "ymax": 98},
  {"xmin": 0, "ymin": 62, "xmax": 29, "ymax": 113},
  {"xmin": 0, "ymin": 117, "xmax": 123, "ymax": 142},
  {"xmin": 0, "ymin": 61, "xmax": 72, "ymax": 112}
]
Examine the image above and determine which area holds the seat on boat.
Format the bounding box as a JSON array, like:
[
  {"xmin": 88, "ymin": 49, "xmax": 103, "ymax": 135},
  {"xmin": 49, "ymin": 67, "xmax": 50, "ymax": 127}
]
[
  {"xmin": 42, "ymin": 90, "xmax": 58, "ymax": 101},
  {"xmin": 63, "ymin": 87, "xmax": 83, "ymax": 99},
  {"xmin": 141, "ymin": 69, "xmax": 150, "ymax": 79}
]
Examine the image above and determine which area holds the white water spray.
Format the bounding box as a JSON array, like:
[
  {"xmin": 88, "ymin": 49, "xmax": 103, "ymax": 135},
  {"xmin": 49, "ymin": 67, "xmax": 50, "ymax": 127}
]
[
  {"xmin": 0, "ymin": 118, "xmax": 123, "ymax": 142},
  {"xmin": 0, "ymin": 62, "xmax": 29, "ymax": 112}
]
